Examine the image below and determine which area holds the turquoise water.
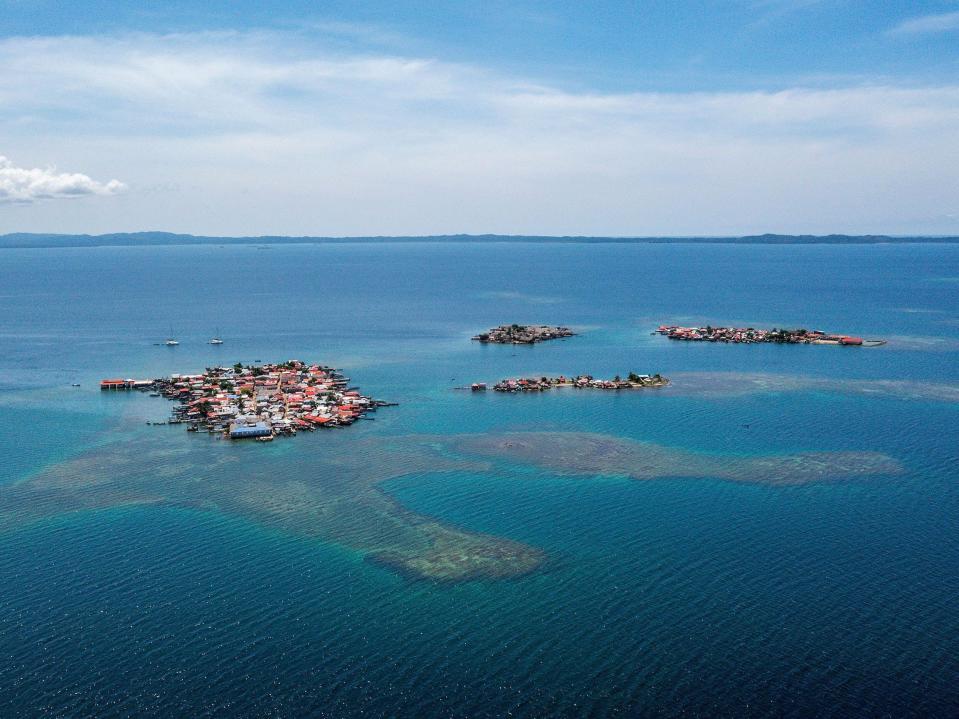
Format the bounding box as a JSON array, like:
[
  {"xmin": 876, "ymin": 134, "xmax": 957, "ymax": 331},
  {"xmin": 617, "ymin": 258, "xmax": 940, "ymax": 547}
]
[{"xmin": 0, "ymin": 243, "xmax": 957, "ymax": 716}]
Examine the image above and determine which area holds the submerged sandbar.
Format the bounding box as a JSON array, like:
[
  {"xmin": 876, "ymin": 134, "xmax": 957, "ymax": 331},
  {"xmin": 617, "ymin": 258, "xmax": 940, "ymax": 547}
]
[
  {"xmin": 0, "ymin": 430, "xmax": 904, "ymax": 583},
  {"xmin": 450, "ymin": 432, "xmax": 904, "ymax": 486}
]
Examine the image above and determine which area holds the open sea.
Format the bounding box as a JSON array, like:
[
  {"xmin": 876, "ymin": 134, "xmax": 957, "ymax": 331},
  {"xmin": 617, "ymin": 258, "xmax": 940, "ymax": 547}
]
[{"xmin": 0, "ymin": 242, "xmax": 957, "ymax": 718}]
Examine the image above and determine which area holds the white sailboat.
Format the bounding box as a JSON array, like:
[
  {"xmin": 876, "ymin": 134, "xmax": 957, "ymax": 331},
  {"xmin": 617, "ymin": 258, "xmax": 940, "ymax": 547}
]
[
  {"xmin": 165, "ymin": 325, "xmax": 179, "ymax": 346},
  {"xmin": 209, "ymin": 327, "xmax": 224, "ymax": 345}
]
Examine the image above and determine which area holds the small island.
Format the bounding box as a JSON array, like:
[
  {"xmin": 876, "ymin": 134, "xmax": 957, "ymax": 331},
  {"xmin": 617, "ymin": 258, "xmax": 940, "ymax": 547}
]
[
  {"xmin": 656, "ymin": 325, "xmax": 885, "ymax": 346},
  {"xmin": 472, "ymin": 324, "xmax": 575, "ymax": 344},
  {"xmin": 470, "ymin": 372, "xmax": 669, "ymax": 392},
  {"xmin": 102, "ymin": 360, "xmax": 393, "ymax": 439}
]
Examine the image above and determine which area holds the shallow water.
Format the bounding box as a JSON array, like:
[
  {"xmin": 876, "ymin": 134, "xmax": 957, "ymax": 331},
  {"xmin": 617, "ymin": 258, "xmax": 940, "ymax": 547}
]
[{"xmin": 1, "ymin": 243, "xmax": 957, "ymax": 717}]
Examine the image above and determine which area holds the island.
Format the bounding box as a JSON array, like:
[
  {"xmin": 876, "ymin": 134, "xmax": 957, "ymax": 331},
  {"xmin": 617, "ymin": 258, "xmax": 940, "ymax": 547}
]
[
  {"xmin": 472, "ymin": 324, "xmax": 575, "ymax": 344},
  {"xmin": 656, "ymin": 325, "xmax": 885, "ymax": 346},
  {"xmin": 102, "ymin": 360, "xmax": 393, "ymax": 439},
  {"xmin": 470, "ymin": 372, "xmax": 668, "ymax": 392}
]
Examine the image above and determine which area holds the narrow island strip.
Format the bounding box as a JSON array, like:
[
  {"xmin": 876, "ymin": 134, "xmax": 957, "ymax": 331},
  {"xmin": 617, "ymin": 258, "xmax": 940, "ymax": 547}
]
[
  {"xmin": 101, "ymin": 360, "xmax": 394, "ymax": 440},
  {"xmin": 472, "ymin": 324, "xmax": 575, "ymax": 344},
  {"xmin": 468, "ymin": 372, "xmax": 669, "ymax": 392},
  {"xmin": 656, "ymin": 325, "xmax": 885, "ymax": 346}
]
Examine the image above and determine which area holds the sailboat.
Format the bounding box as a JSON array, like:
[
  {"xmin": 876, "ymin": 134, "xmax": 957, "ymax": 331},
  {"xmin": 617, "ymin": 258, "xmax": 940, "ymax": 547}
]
[
  {"xmin": 165, "ymin": 326, "xmax": 179, "ymax": 346},
  {"xmin": 209, "ymin": 328, "xmax": 224, "ymax": 345}
]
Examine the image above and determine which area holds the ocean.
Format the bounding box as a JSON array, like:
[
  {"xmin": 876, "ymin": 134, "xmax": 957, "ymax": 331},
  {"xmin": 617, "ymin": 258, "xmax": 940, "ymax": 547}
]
[{"xmin": 0, "ymin": 242, "xmax": 957, "ymax": 717}]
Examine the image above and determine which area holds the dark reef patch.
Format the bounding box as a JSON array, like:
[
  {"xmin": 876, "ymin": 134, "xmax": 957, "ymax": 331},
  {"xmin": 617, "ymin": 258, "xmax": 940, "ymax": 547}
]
[
  {"xmin": 448, "ymin": 432, "xmax": 904, "ymax": 486},
  {"xmin": 0, "ymin": 430, "xmax": 904, "ymax": 582}
]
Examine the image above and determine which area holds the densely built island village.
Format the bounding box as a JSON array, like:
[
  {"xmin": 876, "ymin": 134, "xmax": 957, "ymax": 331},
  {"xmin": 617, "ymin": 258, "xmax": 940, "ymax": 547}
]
[
  {"xmin": 472, "ymin": 324, "xmax": 575, "ymax": 344},
  {"xmin": 470, "ymin": 373, "xmax": 669, "ymax": 392},
  {"xmin": 101, "ymin": 360, "xmax": 393, "ymax": 440},
  {"xmin": 98, "ymin": 322, "xmax": 884, "ymax": 441},
  {"xmin": 472, "ymin": 322, "xmax": 884, "ymax": 347},
  {"xmin": 656, "ymin": 325, "xmax": 884, "ymax": 346}
]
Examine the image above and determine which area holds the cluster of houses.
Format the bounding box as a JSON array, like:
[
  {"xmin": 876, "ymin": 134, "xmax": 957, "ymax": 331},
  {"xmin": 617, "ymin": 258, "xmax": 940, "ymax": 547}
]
[
  {"xmin": 108, "ymin": 360, "xmax": 388, "ymax": 440},
  {"xmin": 656, "ymin": 325, "xmax": 867, "ymax": 346},
  {"xmin": 100, "ymin": 319, "xmax": 881, "ymax": 445},
  {"xmin": 472, "ymin": 324, "xmax": 575, "ymax": 344},
  {"xmin": 478, "ymin": 373, "xmax": 669, "ymax": 393}
]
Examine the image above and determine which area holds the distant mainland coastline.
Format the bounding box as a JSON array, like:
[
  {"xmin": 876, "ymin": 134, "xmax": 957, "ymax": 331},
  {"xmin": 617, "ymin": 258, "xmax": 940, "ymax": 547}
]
[{"xmin": 2, "ymin": 232, "xmax": 959, "ymax": 249}]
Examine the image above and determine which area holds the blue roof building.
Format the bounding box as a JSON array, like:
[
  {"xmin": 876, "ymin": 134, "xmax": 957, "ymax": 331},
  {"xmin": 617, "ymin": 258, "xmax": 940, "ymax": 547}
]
[{"xmin": 229, "ymin": 421, "xmax": 272, "ymax": 439}]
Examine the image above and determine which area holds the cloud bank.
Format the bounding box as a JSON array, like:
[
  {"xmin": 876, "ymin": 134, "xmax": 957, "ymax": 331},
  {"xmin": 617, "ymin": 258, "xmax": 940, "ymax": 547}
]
[
  {"xmin": 889, "ymin": 11, "xmax": 959, "ymax": 36},
  {"xmin": 0, "ymin": 156, "xmax": 125, "ymax": 204},
  {"xmin": 0, "ymin": 31, "xmax": 957, "ymax": 234}
]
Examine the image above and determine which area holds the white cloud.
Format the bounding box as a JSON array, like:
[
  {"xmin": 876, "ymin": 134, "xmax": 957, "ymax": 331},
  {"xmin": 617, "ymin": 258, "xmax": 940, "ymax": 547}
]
[
  {"xmin": 888, "ymin": 11, "xmax": 959, "ymax": 36},
  {"xmin": 0, "ymin": 156, "xmax": 125, "ymax": 204},
  {"xmin": 0, "ymin": 31, "xmax": 957, "ymax": 234}
]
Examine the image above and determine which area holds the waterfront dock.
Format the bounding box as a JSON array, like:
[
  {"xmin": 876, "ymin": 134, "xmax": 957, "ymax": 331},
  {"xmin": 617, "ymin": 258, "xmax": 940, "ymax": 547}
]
[{"xmin": 100, "ymin": 378, "xmax": 155, "ymax": 390}]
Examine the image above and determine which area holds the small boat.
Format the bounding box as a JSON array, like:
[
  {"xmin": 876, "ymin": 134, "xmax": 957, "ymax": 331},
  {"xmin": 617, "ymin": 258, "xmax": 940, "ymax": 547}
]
[
  {"xmin": 256, "ymin": 435, "xmax": 274, "ymax": 442},
  {"xmin": 209, "ymin": 328, "xmax": 224, "ymax": 345},
  {"xmin": 71, "ymin": 383, "xmax": 81, "ymax": 387},
  {"xmin": 164, "ymin": 325, "xmax": 179, "ymax": 346}
]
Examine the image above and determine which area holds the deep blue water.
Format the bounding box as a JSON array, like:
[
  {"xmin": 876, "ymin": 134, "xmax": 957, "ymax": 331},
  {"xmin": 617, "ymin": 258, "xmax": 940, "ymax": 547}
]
[{"xmin": 0, "ymin": 243, "xmax": 957, "ymax": 717}]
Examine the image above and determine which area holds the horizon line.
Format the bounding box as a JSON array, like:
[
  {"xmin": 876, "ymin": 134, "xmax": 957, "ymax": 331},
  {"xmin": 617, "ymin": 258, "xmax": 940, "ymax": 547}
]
[{"xmin": 2, "ymin": 231, "xmax": 959, "ymax": 248}]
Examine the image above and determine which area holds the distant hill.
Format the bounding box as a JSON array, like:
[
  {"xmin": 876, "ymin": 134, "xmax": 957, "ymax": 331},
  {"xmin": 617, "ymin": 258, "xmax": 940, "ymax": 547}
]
[{"xmin": 1, "ymin": 232, "xmax": 957, "ymax": 248}]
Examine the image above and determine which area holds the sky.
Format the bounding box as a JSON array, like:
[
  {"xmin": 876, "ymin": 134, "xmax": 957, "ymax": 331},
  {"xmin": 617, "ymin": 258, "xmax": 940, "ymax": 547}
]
[{"xmin": 1, "ymin": 0, "xmax": 958, "ymax": 236}]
